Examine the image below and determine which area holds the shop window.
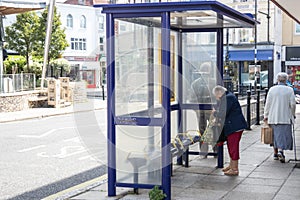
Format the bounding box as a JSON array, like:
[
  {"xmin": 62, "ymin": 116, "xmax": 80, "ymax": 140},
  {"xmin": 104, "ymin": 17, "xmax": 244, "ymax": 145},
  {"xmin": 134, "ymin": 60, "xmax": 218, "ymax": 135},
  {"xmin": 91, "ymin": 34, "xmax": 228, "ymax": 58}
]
[{"xmin": 82, "ymin": 70, "xmax": 96, "ymax": 88}]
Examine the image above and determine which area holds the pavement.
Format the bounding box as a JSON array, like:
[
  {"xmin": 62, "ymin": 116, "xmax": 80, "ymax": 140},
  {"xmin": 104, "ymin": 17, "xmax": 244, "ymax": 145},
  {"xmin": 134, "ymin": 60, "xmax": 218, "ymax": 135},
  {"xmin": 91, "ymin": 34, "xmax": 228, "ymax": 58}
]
[
  {"xmin": 0, "ymin": 98, "xmax": 106, "ymax": 123},
  {"xmin": 63, "ymin": 113, "xmax": 300, "ymax": 200},
  {"xmin": 1, "ymin": 93, "xmax": 300, "ymax": 200}
]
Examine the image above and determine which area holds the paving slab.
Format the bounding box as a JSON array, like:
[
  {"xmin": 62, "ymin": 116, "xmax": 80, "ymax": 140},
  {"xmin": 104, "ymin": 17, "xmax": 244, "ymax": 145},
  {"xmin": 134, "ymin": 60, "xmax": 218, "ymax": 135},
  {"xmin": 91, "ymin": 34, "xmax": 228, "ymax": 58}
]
[
  {"xmin": 223, "ymin": 191, "xmax": 274, "ymax": 200},
  {"xmin": 173, "ymin": 188, "xmax": 228, "ymax": 200}
]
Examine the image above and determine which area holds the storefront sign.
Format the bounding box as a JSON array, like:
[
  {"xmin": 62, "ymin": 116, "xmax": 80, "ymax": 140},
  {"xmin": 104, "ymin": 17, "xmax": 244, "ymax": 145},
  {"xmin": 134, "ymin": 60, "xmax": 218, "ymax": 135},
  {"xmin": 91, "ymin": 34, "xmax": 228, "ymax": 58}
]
[
  {"xmin": 64, "ymin": 56, "xmax": 97, "ymax": 62},
  {"xmin": 286, "ymin": 47, "xmax": 300, "ymax": 61}
]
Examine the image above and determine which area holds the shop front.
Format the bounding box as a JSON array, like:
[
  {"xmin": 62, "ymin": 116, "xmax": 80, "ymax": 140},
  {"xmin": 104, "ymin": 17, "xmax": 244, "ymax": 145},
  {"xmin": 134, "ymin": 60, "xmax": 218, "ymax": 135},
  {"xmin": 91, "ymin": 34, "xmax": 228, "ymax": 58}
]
[
  {"xmin": 285, "ymin": 46, "xmax": 300, "ymax": 94},
  {"xmin": 64, "ymin": 56, "xmax": 101, "ymax": 88},
  {"xmin": 227, "ymin": 47, "xmax": 273, "ymax": 89}
]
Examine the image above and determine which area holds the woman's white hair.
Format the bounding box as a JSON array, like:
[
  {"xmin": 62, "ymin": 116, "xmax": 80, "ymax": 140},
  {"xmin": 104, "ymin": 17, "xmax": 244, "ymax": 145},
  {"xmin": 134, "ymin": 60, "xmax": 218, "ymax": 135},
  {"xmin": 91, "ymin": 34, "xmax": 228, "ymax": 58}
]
[
  {"xmin": 212, "ymin": 85, "xmax": 227, "ymax": 95},
  {"xmin": 276, "ymin": 72, "xmax": 288, "ymax": 83}
]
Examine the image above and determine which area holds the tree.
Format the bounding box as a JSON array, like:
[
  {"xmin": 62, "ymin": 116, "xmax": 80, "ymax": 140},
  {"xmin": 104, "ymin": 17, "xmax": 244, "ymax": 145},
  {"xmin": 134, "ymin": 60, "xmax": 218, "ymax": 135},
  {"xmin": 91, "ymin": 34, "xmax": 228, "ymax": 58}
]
[
  {"xmin": 34, "ymin": 6, "xmax": 68, "ymax": 63},
  {"xmin": 5, "ymin": 12, "xmax": 40, "ymax": 72}
]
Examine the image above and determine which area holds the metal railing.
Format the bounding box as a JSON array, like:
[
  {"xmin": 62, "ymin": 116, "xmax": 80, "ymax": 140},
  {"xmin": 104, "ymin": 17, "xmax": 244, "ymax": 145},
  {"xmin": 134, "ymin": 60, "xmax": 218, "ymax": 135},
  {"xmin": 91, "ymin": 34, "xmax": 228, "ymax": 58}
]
[
  {"xmin": 237, "ymin": 89, "xmax": 268, "ymax": 130},
  {"xmin": 0, "ymin": 73, "xmax": 36, "ymax": 93}
]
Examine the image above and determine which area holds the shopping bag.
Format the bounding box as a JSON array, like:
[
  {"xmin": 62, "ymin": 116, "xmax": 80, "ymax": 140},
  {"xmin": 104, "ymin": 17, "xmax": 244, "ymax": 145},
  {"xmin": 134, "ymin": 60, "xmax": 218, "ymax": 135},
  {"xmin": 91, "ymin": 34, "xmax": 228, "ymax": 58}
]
[{"xmin": 261, "ymin": 123, "xmax": 273, "ymax": 144}]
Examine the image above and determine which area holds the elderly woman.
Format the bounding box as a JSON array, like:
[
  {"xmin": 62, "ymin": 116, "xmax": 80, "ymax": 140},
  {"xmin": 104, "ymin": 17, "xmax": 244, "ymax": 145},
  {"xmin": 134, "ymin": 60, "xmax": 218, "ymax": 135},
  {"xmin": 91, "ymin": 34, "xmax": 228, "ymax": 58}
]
[
  {"xmin": 212, "ymin": 85, "xmax": 247, "ymax": 176},
  {"xmin": 264, "ymin": 72, "xmax": 296, "ymax": 163}
]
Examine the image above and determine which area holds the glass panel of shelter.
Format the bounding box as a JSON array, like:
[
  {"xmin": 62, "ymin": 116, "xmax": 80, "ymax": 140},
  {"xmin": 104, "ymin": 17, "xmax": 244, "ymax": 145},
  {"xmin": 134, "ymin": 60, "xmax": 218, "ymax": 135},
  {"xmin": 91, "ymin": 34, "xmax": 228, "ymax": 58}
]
[
  {"xmin": 114, "ymin": 16, "xmax": 219, "ymax": 185},
  {"xmin": 182, "ymin": 32, "xmax": 219, "ymax": 154},
  {"xmin": 114, "ymin": 18, "xmax": 164, "ymax": 185}
]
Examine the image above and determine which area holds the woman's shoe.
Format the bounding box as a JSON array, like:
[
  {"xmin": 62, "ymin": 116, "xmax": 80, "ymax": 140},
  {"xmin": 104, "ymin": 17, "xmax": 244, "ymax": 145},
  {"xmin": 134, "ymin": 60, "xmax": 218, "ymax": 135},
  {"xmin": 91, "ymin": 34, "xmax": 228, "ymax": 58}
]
[
  {"xmin": 273, "ymin": 154, "xmax": 279, "ymax": 160},
  {"xmin": 222, "ymin": 165, "xmax": 231, "ymax": 172},
  {"xmin": 278, "ymin": 151, "xmax": 285, "ymax": 163},
  {"xmin": 224, "ymin": 169, "xmax": 239, "ymax": 176}
]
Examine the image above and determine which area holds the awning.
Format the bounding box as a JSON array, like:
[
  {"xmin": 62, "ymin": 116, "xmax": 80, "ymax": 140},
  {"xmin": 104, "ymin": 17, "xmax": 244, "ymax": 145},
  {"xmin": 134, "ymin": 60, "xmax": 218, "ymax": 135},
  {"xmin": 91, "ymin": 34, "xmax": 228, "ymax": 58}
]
[
  {"xmin": 228, "ymin": 50, "xmax": 273, "ymax": 61},
  {"xmin": 271, "ymin": 0, "xmax": 300, "ymax": 24},
  {"xmin": 0, "ymin": 0, "xmax": 46, "ymax": 15}
]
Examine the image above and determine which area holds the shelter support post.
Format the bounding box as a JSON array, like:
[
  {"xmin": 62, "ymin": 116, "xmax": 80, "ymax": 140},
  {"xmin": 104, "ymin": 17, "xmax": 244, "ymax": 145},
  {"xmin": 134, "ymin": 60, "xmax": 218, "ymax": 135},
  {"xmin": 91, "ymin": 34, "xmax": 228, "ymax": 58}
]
[
  {"xmin": 161, "ymin": 11, "xmax": 171, "ymax": 200},
  {"xmin": 177, "ymin": 30, "xmax": 183, "ymax": 166},
  {"xmin": 216, "ymin": 28, "xmax": 224, "ymax": 168},
  {"xmin": 106, "ymin": 13, "xmax": 116, "ymax": 197}
]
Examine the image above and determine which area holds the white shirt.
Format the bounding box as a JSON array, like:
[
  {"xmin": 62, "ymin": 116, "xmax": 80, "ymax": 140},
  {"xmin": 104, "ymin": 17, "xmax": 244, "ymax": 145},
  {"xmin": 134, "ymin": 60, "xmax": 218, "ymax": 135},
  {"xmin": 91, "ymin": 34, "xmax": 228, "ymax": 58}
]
[{"xmin": 264, "ymin": 84, "xmax": 296, "ymax": 124}]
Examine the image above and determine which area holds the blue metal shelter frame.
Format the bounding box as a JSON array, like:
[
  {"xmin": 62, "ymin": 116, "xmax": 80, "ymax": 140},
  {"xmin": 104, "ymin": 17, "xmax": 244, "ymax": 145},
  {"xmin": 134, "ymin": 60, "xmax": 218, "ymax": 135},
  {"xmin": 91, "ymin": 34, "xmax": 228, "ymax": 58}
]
[{"xmin": 97, "ymin": 1, "xmax": 255, "ymax": 199}]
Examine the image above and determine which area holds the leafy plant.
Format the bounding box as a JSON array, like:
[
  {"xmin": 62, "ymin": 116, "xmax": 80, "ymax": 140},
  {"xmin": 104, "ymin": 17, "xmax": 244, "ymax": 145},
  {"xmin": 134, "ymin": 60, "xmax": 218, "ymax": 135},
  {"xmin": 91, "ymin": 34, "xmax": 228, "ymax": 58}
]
[
  {"xmin": 149, "ymin": 186, "xmax": 167, "ymax": 200},
  {"xmin": 5, "ymin": 12, "xmax": 39, "ymax": 72}
]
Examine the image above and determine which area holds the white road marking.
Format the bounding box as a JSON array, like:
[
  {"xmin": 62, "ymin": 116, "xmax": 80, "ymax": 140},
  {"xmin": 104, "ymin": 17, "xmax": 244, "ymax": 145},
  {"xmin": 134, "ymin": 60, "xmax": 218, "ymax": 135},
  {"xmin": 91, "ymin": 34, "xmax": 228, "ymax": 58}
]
[
  {"xmin": 63, "ymin": 137, "xmax": 81, "ymax": 143},
  {"xmin": 37, "ymin": 152, "xmax": 51, "ymax": 158},
  {"xmin": 17, "ymin": 127, "xmax": 75, "ymax": 138},
  {"xmin": 17, "ymin": 145, "xmax": 46, "ymax": 153},
  {"xmin": 53, "ymin": 146, "xmax": 87, "ymax": 159},
  {"xmin": 78, "ymin": 155, "xmax": 97, "ymax": 161},
  {"xmin": 18, "ymin": 129, "xmax": 57, "ymax": 138}
]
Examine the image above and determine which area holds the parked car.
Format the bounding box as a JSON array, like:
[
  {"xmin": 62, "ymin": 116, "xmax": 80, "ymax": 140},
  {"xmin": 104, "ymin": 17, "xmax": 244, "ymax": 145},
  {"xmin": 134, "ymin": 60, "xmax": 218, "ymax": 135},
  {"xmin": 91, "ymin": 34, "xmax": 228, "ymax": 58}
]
[{"xmin": 242, "ymin": 70, "xmax": 268, "ymax": 88}]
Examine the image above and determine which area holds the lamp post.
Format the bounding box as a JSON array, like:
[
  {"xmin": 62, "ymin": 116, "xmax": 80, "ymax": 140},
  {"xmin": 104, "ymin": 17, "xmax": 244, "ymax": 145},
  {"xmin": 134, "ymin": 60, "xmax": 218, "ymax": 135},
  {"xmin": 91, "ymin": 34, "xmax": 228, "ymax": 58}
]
[
  {"xmin": 254, "ymin": 0, "xmax": 259, "ymax": 93},
  {"xmin": 41, "ymin": 0, "xmax": 56, "ymax": 89}
]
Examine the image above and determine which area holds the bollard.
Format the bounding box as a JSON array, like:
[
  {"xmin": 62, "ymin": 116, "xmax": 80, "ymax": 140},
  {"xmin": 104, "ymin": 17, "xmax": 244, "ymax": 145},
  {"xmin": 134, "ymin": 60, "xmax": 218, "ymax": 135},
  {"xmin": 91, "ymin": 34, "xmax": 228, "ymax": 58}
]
[
  {"xmin": 102, "ymin": 85, "xmax": 105, "ymax": 100},
  {"xmin": 246, "ymin": 90, "xmax": 251, "ymax": 130},
  {"xmin": 256, "ymin": 90, "xmax": 260, "ymax": 125}
]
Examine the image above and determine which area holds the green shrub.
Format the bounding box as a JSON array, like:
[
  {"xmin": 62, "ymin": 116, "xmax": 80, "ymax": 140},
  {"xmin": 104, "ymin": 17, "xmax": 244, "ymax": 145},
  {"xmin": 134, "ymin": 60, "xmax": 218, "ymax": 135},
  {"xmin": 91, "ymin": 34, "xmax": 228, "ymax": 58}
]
[{"xmin": 149, "ymin": 186, "xmax": 167, "ymax": 200}]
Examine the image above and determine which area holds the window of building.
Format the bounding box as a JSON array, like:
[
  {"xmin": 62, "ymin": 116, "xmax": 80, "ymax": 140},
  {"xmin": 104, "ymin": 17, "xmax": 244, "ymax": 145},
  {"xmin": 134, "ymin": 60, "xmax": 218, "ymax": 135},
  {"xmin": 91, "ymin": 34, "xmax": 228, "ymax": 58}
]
[
  {"xmin": 209, "ymin": 33, "xmax": 215, "ymax": 43},
  {"xmin": 295, "ymin": 23, "xmax": 300, "ymax": 35},
  {"xmin": 71, "ymin": 38, "xmax": 87, "ymax": 50},
  {"xmin": 120, "ymin": 24, "xmax": 126, "ymax": 32},
  {"xmin": 238, "ymin": 28, "xmax": 253, "ymax": 43},
  {"xmin": 80, "ymin": 15, "xmax": 86, "ymax": 28},
  {"xmin": 67, "ymin": 14, "xmax": 73, "ymax": 28},
  {"xmin": 98, "ymin": 16, "xmax": 104, "ymax": 30},
  {"xmin": 78, "ymin": 0, "xmax": 85, "ymax": 5},
  {"xmin": 99, "ymin": 37, "xmax": 104, "ymax": 44},
  {"xmin": 99, "ymin": 37, "xmax": 104, "ymax": 52}
]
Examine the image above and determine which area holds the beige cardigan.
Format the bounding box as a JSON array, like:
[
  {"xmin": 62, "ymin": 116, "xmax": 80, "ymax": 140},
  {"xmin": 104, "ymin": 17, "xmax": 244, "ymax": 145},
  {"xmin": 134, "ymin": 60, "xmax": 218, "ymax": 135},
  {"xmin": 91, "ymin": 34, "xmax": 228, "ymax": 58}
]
[{"xmin": 264, "ymin": 84, "xmax": 296, "ymax": 124}]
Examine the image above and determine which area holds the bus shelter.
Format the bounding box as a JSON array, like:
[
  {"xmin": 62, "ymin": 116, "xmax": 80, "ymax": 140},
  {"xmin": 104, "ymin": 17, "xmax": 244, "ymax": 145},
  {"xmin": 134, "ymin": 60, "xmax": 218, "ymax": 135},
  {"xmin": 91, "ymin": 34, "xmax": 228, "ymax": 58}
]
[{"xmin": 97, "ymin": 1, "xmax": 256, "ymax": 199}]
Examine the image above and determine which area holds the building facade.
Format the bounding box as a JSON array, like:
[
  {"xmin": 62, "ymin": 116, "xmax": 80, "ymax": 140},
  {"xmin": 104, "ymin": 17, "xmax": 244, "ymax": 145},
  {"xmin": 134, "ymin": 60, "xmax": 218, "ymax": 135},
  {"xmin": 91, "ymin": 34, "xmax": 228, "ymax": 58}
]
[
  {"xmin": 57, "ymin": 0, "xmax": 106, "ymax": 88},
  {"xmin": 281, "ymin": 12, "xmax": 300, "ymax": 93},
  {"xmin": 221, "ymin": 0, "xmax": 282, "ymax": 88}
]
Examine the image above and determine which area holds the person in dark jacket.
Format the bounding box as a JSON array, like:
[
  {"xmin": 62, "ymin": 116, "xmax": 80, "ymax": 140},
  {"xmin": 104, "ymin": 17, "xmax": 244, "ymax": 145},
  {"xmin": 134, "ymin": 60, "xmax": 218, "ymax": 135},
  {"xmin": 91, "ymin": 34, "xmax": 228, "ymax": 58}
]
[
  {"xmin": 212, "ymin": 85, "xmax": 247, "ymax": 176},
  {"xmin": 190, "ymin": 62, "xmax": 216, "ymax": 157}
]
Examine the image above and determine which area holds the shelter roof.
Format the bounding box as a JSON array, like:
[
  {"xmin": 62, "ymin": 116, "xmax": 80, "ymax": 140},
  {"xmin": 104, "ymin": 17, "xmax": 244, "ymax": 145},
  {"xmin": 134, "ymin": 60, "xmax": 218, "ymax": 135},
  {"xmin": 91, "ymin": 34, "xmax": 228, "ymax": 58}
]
[
  {"xmin": 97, "ymin": 1, "xmax": 256, "ymax": 30},
  {"xmin": 0, "ymin": 0, "xmax": 46, "ymax": 15}
]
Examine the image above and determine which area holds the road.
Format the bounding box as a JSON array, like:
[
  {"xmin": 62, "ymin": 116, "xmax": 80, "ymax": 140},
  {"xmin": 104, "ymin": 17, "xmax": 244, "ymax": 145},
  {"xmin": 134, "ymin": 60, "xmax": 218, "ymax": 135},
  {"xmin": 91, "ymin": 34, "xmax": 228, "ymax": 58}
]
[{"xmin": 0, "ymin": 109, "xmax": 107, "ymax": 200}]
